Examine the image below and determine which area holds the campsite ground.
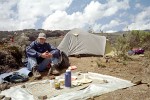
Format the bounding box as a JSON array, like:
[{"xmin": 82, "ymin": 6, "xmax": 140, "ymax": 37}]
[
  {"xmin": 68, "ymin": 55, "xmax": 150, "ymax": 100},
  {"xmin": 1, "ymin": 48, "xmax": 150, "ymax": 100},
  {"xmin": 27, "ymin": 55, "xmax": 150, "ymax": 100},
  {"xmin": 1, "ymin": 37, "xmax": 150, "ymax": 100}
]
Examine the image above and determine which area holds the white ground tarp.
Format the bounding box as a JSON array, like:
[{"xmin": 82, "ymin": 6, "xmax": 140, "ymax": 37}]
[{"xmin": 0, "ymin": 72, "xmax": 134, "ymax": 100}]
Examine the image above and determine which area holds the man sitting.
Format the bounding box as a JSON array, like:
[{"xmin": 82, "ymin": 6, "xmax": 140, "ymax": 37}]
[{"xmin": 25, "ymin": 33, "xmax": 61, "ymax": 78}]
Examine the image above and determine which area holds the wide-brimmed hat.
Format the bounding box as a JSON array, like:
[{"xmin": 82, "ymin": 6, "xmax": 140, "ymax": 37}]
[{"xmin": 38, "ymin": 33, "xmax": 46, "ymax": 39}]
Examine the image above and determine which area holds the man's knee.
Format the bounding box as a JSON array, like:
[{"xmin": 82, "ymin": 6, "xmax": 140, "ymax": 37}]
[
  {"xmin": 51, "ymin": 57, "xmax": 60, "ymax": 65},
  {"xmin": 27, "ymin": 57, "xmax": 37, "ymax": 71}
]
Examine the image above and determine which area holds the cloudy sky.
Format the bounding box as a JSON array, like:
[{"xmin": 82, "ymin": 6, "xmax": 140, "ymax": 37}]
[{"xmin": 0, "ymin": 0, "xmax": 149, "ymax": 33}]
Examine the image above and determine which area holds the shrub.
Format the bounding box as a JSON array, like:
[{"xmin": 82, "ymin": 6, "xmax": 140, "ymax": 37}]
[
  {"xmin": 127, "ymin": 30, "xmax": 150, "ymax": 50},
  {"xmin": 114, "ymin": 30, "xmax": 150, "ymax": 60},
  {"xmin": 114, "ymin": 35, "xmax": 129, "ymax": 60}
]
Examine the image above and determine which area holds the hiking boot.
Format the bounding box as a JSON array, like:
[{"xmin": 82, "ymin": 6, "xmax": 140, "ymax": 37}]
[
  {"xmin": 32, "ymin": 66, "xmax": 41, "ymax": 78},
  {"xmin": 51, "ymin": 65, "xmax": 60, "ymax": 75},
  {"xmin": 51, "ymin": 69, "xmax": 60, "ymax": 75}
]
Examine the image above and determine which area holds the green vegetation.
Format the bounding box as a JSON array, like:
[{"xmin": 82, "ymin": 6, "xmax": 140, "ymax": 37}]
[
  {"xmin": 96, "ymin": 61, "xmax": 106, "ymax": 68},
  {"xmin": 114, "ymin": 35, "xmax": 130, "ymax": 60},
  {"xmin": 114, "ymin": 30, "xmax": 150, "ymax": 60},
  {"xmin": 127, "ymin": 30, "xmax": 150, "ymax": 50},
  {"xmin": 6, "ymin": 45, "xmax": 23, "ymax": 65},
  {"xmin": 105, "ymin": 40, "xmax": 113, "ymax": 54}
]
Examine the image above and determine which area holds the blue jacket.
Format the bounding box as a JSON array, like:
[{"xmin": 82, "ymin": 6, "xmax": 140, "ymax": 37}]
[{"xmin": 26, "ymin": 40, "xmax": 60, "ymax": 64}]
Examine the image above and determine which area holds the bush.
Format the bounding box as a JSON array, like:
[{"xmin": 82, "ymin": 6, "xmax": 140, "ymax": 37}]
[
  {"xmin": 114, "ymin": 30, "xmax": 150, "ymax": 60},
  {"xmin": 127, "ymin": 30, "xmax": 150, "ymax": 50},
  {"xmin": 114, "ymin": 35, "xmax": 129, "ymax": 60}
]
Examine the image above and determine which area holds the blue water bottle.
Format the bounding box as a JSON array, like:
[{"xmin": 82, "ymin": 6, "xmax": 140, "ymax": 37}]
[{"xmin": 65, "ymin": 69, "xmax": 71, "ymax": 87}]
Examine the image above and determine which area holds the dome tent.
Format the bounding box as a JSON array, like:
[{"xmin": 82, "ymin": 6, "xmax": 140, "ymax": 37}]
[{"xmin": 58, "ymin": 28, "xmax": 106, "ymax": 56}]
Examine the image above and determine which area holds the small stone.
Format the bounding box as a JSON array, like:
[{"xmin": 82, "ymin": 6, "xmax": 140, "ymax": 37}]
[
  {"xmin": 131, "ymin": 76, "xmax": 142, "ymax": 85},
  {"xmin": 38, "ymin": 95, "xmax": 47, "ymax": 99},
  {"xmin": 21, "ymin": 85, "xmax": 26, "ymax": 88}
]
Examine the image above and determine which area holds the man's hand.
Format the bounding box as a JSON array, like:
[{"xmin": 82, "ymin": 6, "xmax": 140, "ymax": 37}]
[{"xmin": 40, "ymin": 51, "xmax": 53, "ymax": 58}]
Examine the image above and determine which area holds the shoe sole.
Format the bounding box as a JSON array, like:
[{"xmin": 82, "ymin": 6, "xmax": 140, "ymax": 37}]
[{"xmin": 51, "ymin": 73, "xmax": 60, "ymax": 76}]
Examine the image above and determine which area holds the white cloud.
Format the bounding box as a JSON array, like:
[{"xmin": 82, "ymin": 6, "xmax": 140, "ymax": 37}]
[
  {"xmin": 0, "ymin": 0, "xmax": 18, "ymax": 31},
  {"xmin": 128, "ymin": 7, "xmax": 150, "ymax": 30},
  {"xmin": 92, "ymin": 23, "xmax": 102, "ymax": 33},
  {"xmin": 17, "ymin": 0, "xmax": 73, "ymax": 30},
  {"xmin": 0, "ymin": 0, "xmax": 131, "ymax": 31},
  {"xmin": 42, "ymin": 11, "xmax": 85, "ymax": 30},
  {"xmin": 101, "ymin": 19, "xmax": 120, "ymax": 30},
  {"xmin": 0, "ymin": 0, "xmax": 18, "ymax": 19},
  {"xmin": 83, "ymin": 1, "xmax": 105, "ymax": 24},
  {"xmin": 119, "ymin": 12, "xmax": 128, "ymax": 18},
  {"xmin": 106, "ymin": 30, "xmax": 117, "ymax": 33},
  {"xmin": 18, "ymin": 0, "xmax": 72, "ymax": 20},
  {"xmin": 135, "ymin": 3, "xmax": 142, "ymax": 9},
  {"xmin": 0, "ymin": 0, "xmax": 73, "ymax": 31},
  {"xmin": 43, "ymin": 0, "xmax": 130, "ymax": 31},
  {"xmin": 104, "ymin": 0, "xmax": 129, "ymax": 16}
]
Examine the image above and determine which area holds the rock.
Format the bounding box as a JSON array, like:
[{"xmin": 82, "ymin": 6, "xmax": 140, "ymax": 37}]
[
  {"xmin": 38, "ymin": 95, "xmax": 47, "ymax": 99},
  {"xmin": 21, "ymin": 85, "xmax": 26, "ymax": 88},
  {"xmin": 131, "ymin": 76, "xmax": 142, "ymax": 85}
]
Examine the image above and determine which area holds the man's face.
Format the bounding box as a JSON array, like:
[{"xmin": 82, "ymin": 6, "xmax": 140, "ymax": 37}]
[{"xmin": 38, "ymin": 38, "xmax": 46, "ymax": 44}]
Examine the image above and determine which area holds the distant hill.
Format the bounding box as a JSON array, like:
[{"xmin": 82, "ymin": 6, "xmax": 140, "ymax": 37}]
[
  {"xmin": 0, "ymin": 29, "xmax": 149, "ymax": 45},
  {"xmin": 93, "ymin": 29, "xmax": 150, "ymax": 44},
  {"xmin": 0, "ymin": 29, "xmax": 69, "ymax": 41},
  {"xmin": 143, "ymin": 29, "xmax": 150, "ymax": 32}
]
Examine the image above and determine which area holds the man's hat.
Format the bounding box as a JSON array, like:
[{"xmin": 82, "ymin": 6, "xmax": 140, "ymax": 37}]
[{"xmin": 38, "ymin": 33, "xmax": 46, "ymax": 39}]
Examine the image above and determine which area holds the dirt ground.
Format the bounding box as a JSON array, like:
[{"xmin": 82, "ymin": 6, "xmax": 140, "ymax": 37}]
[
  {"xmin": 2, "ymin": 55, "xmax": 150, "ymax": 100},
  {"xmin": 68, "ymin": 55, "xmax": 150, "ymax": 100}
]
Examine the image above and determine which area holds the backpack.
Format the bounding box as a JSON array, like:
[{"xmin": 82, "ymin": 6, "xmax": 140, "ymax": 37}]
[{"xmin": 58, "ymin": 51, "xmax": 70, "ymax": 70}]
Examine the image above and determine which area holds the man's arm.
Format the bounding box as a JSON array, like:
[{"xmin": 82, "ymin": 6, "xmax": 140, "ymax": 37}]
[
  {"xmin": 26, "ymin": 41, "xmax": 41, "ymax": 58},
  {"xmin": 47, "ymin": 44, "xmax": 60, "ymax": 58}
]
